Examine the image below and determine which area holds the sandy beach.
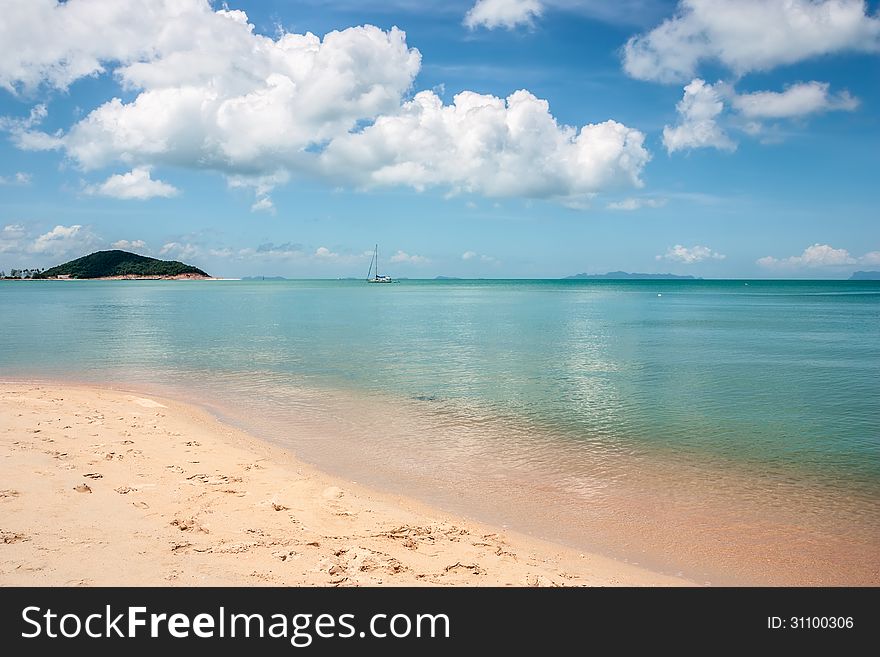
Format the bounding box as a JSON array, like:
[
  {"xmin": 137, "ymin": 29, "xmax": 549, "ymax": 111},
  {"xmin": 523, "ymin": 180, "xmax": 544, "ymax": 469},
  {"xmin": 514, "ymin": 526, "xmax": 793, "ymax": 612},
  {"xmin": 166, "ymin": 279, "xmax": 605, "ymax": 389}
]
[{"xmin": 0, "ymin": 382, "xmax": 689, "ymax": 587}]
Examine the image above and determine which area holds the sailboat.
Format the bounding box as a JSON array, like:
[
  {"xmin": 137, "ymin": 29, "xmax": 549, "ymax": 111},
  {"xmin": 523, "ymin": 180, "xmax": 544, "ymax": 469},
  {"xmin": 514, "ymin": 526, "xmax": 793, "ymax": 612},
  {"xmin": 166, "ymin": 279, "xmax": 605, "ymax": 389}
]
[{"xmin": 366, "ymin": 244, "xmax": 394, "ymax": 283}]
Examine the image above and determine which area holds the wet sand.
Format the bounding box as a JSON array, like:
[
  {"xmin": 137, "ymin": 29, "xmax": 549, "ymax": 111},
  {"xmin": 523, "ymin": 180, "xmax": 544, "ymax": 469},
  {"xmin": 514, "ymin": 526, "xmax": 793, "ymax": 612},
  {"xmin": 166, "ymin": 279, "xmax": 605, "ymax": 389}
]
[{"xmin": 0, "ymin": 382, "xmax": 689, "ymax": 586}]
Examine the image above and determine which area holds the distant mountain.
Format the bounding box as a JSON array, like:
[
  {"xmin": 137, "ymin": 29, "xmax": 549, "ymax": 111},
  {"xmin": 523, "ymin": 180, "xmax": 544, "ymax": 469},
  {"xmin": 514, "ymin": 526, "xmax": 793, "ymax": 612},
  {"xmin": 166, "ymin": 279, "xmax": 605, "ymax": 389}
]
[
  {"xmin": 849, "ymin": 271, "xmax": 880, "ymax": 280},
  {"xmin": 38, "ymin": 250, "xmax": 209, "ymax": 279},
  {"xmin": 564, "ymin": 271, "xmax": 697, "ymax": 280},
  {"xmin": 242, "ymin": 276, "xmax": 289, "ymax": 281}
]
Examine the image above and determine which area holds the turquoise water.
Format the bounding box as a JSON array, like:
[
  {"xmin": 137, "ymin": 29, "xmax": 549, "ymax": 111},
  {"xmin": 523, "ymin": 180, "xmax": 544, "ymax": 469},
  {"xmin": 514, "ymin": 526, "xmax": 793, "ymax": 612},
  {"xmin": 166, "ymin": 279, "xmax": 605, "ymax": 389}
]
[{"xmin": 1, "ymin": 278, "xmax": 879, "ymax": 583}]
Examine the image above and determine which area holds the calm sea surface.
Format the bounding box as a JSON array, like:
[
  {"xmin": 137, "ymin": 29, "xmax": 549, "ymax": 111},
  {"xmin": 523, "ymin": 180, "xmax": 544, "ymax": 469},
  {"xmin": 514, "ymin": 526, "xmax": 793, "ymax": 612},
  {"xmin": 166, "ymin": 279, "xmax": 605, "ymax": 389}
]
[{"xmin": 2, "ymin": 279, "xmax": 878, "ymax": 583}]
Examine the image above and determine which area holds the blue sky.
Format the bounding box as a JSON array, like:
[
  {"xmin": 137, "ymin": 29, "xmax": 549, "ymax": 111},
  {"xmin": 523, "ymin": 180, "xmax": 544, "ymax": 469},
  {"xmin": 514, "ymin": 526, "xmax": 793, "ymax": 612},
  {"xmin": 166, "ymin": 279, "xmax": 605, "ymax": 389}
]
[{"xmin": 1, "ymin": 0, "xmax": 878, "ymax": 278}]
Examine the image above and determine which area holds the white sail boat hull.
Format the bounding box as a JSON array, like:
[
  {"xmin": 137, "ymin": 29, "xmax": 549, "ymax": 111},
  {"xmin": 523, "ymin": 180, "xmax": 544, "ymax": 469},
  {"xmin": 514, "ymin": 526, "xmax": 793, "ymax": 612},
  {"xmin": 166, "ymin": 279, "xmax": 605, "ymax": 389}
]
[{"xmin": 366, "ymin": 244, "xmax": 395, "ymax": 283}]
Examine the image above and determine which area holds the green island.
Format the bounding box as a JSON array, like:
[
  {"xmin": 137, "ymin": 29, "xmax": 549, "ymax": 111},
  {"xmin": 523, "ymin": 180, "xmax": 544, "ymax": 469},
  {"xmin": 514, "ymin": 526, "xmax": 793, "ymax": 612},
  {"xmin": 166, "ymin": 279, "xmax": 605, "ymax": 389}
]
[{"xmin": 30, "ymin": 250, "xmax": 209, "ymax": 279}]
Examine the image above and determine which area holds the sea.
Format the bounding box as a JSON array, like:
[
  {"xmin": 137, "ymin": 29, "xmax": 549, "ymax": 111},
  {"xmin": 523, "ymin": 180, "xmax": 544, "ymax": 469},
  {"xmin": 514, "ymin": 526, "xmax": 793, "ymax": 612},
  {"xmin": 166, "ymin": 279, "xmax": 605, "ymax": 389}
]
[{"xmin": 1, "ymin": 278, "xmax": 878, "ymax": 584}]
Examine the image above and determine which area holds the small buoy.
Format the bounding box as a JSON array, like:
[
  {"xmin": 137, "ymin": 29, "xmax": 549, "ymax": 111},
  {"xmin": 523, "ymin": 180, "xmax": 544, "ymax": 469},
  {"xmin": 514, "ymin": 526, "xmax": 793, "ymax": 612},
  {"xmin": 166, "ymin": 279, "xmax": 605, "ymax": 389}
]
[{"xmin": 657, "ymin": 293, "xmax": 662, "ymax": 297}]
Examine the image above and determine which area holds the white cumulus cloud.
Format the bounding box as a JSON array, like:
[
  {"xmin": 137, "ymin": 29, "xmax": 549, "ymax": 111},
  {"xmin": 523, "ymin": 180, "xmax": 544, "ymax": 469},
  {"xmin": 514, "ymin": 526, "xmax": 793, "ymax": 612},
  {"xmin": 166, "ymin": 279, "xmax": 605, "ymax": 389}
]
[
  {"xmin": 731, "ymin": 81, "xmax": 859, "ymax": 119},
  {"xmin": 0, "ymin": 223, "xmax": 27, "ymax": 253},
  {"xmin": 1, "ymin": 1, "xmax": 650, "ymax": 208},
  {"xmin": 757, "ymin": 244, "xmax": 880, "ymax": 269},
  {"xmin": 84, "ymin": 167, "xmax": 179, "ymax": 200},
  {"xmin": 657, "ymin": 244, "xmax": 726, "ymax": 263},
  {"xmin": 30, "ymin": 224, "xmax": 99, "ymax": 256},
  {"xmin": 662, "ymin": 79, "xmax": 735, "ymax": 153},
  {"xmin": 464, "ymin": 0, "xmax": 543, "ymax": 29},
  {"xmin": 461, "ymin": 250, "xmax": 498, "ymax": 264},
  {"xmin": 1, "ymin": 224, "xmax": 26, "ymax": 238},
  {"xmin": 321, "ymin": 89, "xmax": 649, "ymax": 202},
  {"xmin": 390, "ymin": 250, "xmax": 429, "ymax": 264},
  {"xmin": 623, "ymin": 0, "xmax": 880, "ymax": 83},
  {"xmin": 110, "ymin": 239, "xmax": 148, "ymax": 252},
  {"xmin": 663, "ymin": 78, "xmax": 860, "ymax": 152},
  {"xmin": 34, "ymin": 20, "xmax": 422, "ymax": 172},
  {"xmin": 159, "ymin": 242, "xmax": 200, "ymax": 261}
]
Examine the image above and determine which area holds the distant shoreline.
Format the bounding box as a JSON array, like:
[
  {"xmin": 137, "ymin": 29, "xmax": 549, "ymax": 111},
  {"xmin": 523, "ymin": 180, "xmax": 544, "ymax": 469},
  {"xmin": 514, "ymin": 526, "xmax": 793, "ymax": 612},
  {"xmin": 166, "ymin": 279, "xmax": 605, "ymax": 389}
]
[
  {"xmin": 3, "ymin": 276, "xmax": 877, "ymax": 282},
  {"xmin": 3, "ymin": 275, "xmax": 238, "ymax": 281}
]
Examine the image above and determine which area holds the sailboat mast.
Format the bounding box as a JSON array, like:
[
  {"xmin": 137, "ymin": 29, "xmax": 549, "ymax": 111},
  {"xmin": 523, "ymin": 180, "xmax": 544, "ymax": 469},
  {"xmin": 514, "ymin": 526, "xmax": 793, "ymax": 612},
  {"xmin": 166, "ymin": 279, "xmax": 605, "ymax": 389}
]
[{"xmin": 375, "ymin": 244, "xmax": 379, "ymax": 277}]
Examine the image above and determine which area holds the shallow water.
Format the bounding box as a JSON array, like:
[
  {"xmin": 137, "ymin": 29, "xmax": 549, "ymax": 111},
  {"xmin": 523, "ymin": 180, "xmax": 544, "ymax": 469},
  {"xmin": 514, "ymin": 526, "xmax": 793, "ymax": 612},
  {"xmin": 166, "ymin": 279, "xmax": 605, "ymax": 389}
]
[{"xmin": 2, "ymin": 278, "xmax": 878, "ymax": 583}]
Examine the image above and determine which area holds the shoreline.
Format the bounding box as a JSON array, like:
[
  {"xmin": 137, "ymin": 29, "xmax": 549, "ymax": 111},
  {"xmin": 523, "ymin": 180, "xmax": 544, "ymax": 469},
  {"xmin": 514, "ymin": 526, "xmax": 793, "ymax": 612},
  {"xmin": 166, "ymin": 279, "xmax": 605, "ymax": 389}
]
[
  {"xmin": 2, "ymin": 276, "xmax": 235, "ymax": 281},
  {"xmin": 0, "ymin": 381, "xmax": 690, "ymax": 586}
]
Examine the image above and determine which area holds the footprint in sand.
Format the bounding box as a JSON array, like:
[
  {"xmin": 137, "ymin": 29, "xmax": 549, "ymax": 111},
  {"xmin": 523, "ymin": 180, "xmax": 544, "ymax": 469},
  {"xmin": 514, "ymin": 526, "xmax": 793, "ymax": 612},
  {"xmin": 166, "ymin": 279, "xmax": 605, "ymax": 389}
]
[
  {"xmin": 73, "ymin": 484, "xmax": 92, "ymax": 493},
  {"xmin": 0, "ymin": 489, "xmax": 21, "ymax": 500},
  {"xmin": 523, "ymin": 574, "xmax": 559, "ymax": 587},
  {"xmin": 186, "ymin": 473, "xmax": 241, "ymax": 485},
  {"xmin": 83, "ymin": 473, "xmax": 103, "ymax": 479},
  {"xmin": 444, "ymin": 562, "xmax": 485, "ymax": 576},
  {"xmin": 171, "ymin": 517, "xmax": 208, "ymax": 533},
  {"xmin": 1, "ymin": 531, "xmax": 29, "ymax": 544},
  {"xmin": 272, "ymin": 550, "xmax": 299, "ymax": 562},
  {"xmin": 114, "ymin": 486, "xmax": 135, "ymax": 494}
]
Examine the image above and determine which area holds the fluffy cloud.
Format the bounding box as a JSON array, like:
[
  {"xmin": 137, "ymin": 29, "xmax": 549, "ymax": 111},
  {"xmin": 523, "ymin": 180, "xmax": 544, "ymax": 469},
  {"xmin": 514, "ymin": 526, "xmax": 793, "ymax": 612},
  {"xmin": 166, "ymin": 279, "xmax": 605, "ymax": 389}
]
[
  {"xmin": 1, "ymin": 0, "xmax": 202, "ymax": 93},
  {"xmin": 234, "ymin": 242, "xmax": 304, "ymax": 260},
  {"xmin": 58, "ymin": 25, "xmax": 420, "ymax": 173},
  {"xmin": 250, "ymin": 197, "xmax": 275, "ymax": 214},
  {"xmin": 623, "ymin": 0, "xmax": 880, "ymax": 83},
  {"xmin": 231, "ymin": 243, "xmax": 368, "ymax": 264},
  {"xmin": 1, "ymin": 224, "xmax": 26, "ymax": 237},
  {"xmin": 662, "ymin": 79, "xmax": 735, "ymax": 153},
  {"xmin": 464, "ymin": 0, "xmax": 543, "ymax": 29},
  {"xmin": 461, "ymin": 250, "xmax": 498, "ymax": 263},
  {"xmin": 606, "ymin": 197, "xmax": 666, "ymax": 210},
  {"xmin": 2, "ymin": 1, "xmax": 649, "ymax": 207},
  {"xmin": 84, "ymin": 167, "xmax": 179, "ymax": 200},
  {"xmin": 731, "ymin": 81, "xmax": 859, "ymax": 119},
  {"xmin": 757, "ymin": 244, "xmax": 880, "ymax": 269},
  {"xmin": 227, "ymin": 171, "xmax": 289, "ymax": 213},
  {"xmin": 664, "ymin": 78, "xmax": 860, "ymax": 152},
  {"xmin": 0, "ymin": 103, "xmax": 58, "ymax": 151},
  {"xmin": 0, "ymin": 172, "xmax": 31, "ymax": 185},
  {"xmin": 159, "ymin": 242, "xmax": 200, "ymax": 261},
  {"xmin": 321, "ymin": 90, "xmax": 649, "ymax": 201},
  {"xmin": 657, "ymin": 244, "xmax": 726, "ymax": 263},
  {"xmin": 389, "ymin": 250, "xmax": 429, "ymax": 264},
  {"xmin": 630, "ymin": 2, "xmax": 871, "ymax": 154},
  {"xmin": 31, "ymin": 224, "xmax": 99, "ymax": 256},
  {"xmin": 0, "ymin": 224, "xmax": 27, "ymax": 253},
  {"xmin": 110, "ymin": 239, "xmax": 148, "ymax": 251},
  {"xmin": 463, "ymin": 1, "xmax": 675, "ymax": 30}
]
